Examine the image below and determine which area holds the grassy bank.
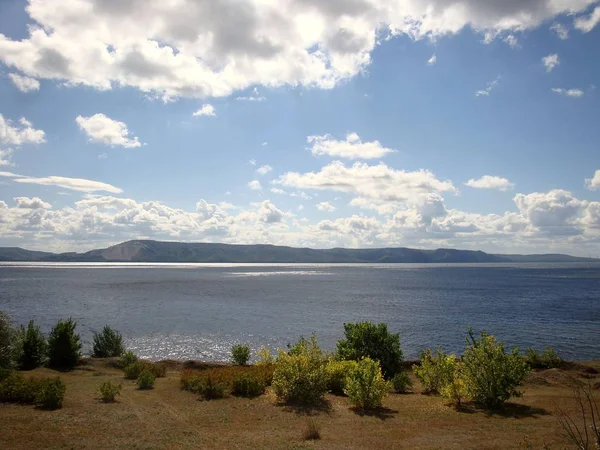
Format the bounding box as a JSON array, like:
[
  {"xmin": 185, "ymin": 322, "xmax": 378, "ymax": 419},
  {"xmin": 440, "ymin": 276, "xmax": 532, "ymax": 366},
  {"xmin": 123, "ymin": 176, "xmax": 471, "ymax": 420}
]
[{"xmin": 1, "ymin": 357, "xmax": 599, "ymax": 449}]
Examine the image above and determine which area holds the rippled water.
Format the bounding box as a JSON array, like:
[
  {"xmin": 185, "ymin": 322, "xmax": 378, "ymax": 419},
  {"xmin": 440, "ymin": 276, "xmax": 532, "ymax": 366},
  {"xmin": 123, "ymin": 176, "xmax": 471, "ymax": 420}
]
[{"xmin": 1, "ymin": 262, "xmax": 599, "ymax": 361}]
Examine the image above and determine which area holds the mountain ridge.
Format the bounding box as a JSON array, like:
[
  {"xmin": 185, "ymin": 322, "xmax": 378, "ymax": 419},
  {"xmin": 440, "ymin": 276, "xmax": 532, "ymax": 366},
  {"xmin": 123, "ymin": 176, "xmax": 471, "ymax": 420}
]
[{"xmin": 0, "ymin": 240, "xmax": 598, "ymax": 263}]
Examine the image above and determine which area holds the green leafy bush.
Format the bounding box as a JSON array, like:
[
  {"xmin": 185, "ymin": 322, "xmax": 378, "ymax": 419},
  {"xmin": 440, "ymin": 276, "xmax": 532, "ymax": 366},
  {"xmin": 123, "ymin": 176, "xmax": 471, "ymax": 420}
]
[
  {"xmin": 272, "ymin": 334, "xmax": 328, "ymax": 405},
  {"xmin": 136, "ymin": 370, "xmax": 155, "ymax": 390},
  {"xmin": 231, "ymin": 344, "xmax": 251, "ymax": 366},
  {"xmin": 123, "ymin": 360, "xmax": 166, "ymax": 380},
  {"xmin": 526, "ymin": 347, "xmax": 563, "ymax": 369},
  {"xmin": 18, "ymin": 320, "xmax": 47, "ymax": 370},
  {"xmin": 36, "ymin": 377, "xmax": 66, "ymax": 409},
  {"xmin": 336, "ymin": 322, "xmax": 403, "ymax": 379},
  {"xmin": 0, "ymin": 311, "xmax": 19, "ymax": 369},
  {"xmin": 413, "ymin": 348, "xmax": 457, "ymax": 394},
  {"xmin": 180, "ymin": 365, "xmax": 274, "ymax": 397},
  {"xmin": 255, "ymin": 346, "xmax": 274, "ymax": 365},
  {"xmin": 232, "ymin": 374, "xmax": 265, "ymax": 397},
  {"xmin": 325, "ymin": 358, "xmax": 358, "ymax": 395},
  {"xmin": 462, "ymin": 329, "xmax": 530, "ymax": 408},
  {"xmin": 440, "ymin": 365, "xmax": 467, "ymax": 407},
  {"xmin": 391, "ymin": 371, "xmax": 413, "ymax": 394},
  {"xmin": 92, "ymin": 326, "xmax": 125, "ymax": 358},
  {"xmin": 119, "ymin": 351, "xmax": 138, "ymax": 369},
  {"xmin": 199, "ymin": 376, "xmax": 227, "ymax": 400},
  {"xmin": 47, "ymin": 318, "xmax": 81, "ymax": 369},
  {"xmin": 344, "ymin": 357, "xmax": 388, "ymax": 409},
  {"xmin": 99, "ymin": 381, "xmax": 121, "ymax": 402}
]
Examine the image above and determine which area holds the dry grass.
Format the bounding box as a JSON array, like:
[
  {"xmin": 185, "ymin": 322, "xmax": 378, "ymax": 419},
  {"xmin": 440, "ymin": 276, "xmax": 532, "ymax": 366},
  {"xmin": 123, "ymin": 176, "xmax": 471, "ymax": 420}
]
[{"xmin": 1, "ymin": 358, "xmax": 599, "ymax": 449}]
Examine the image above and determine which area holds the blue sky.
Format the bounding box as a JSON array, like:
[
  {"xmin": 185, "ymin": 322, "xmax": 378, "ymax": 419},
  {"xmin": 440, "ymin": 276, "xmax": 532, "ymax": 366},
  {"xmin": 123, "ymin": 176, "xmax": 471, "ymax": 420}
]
[{"xmin": 1, "ymin": 0, "xmax": 600, "ymax": 255}]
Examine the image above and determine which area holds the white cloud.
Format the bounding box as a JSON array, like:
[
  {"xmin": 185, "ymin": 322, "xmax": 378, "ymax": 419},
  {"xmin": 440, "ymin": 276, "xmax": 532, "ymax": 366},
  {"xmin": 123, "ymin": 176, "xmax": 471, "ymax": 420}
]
[
  {"xmin": 76, "ymin": 113, "xmax": 142, "ymax": 148},
  {"xmin": 550, "ymin": 22, "xmax": 569, "ymax": 39},
  {"xmin": 249, "ymin": 159, "xmax": 257, "ymax": 166},
  {"xmin": 514, "ymin": 190, "xmax": 585, "ymax": 234},
  {"xmin": 270, "ymin": 188, "xmax": 286, "ymax": 195},
  {"xmin": 316, "ymin": 201, "xmax": 336, "ymax": 212},
  {"xmin": 248, "ymin": 180, "xmax": 262, "ymax": 190},
  {"xmin": 261, "ymin": 142, "xmax": 268, "ymax": 146},
  {"xmin": 0, "ymin": 0, "xmax": 595, "ymax": 101},
  {"xmin": 192, "ymin": 104, "xmax": 216, "ymax": 117},
  {"xmin": 14, "ymin": 197, "xmax": 51, "ymax": 209},
  {"xmin": 427, "ymin": 54, "xmax": 436, "ymax": 65},
  {"xmin": 585, "ymin": 170, "xmax": 600, "ymax": 190},
  {"xmin": 258, "ymin": 200, "xmax": 284, "ymax": 223},
  {"xmin": 466, "ymin": 175, "xmax": 515, "ymax": 191},
  {"xmin": 552, "ymin": 88, "xmax": 584, "ymax": 97},
  {"xmin": 236, "ymin": 88, "xmax": 266, "ymax": 102},
  {"xmin": 476, "ymin": 75, "xmax": 501, "ymax": 97},
  {"xmin": 308, "ymin": 132, "xmax": 395, "ymax": 160},
  {"xmin": 503, "ymin": 35, "xmax": 519, "ymax": 48},
  {"xmin": 542, "ymin": 53, "xmax": 559, "ymax": 72},
  {"xmin": 574, "ymin": 6, "xmax": 600, "ymax": 32},
  {"xmin": 8, "ymin": 73, "xmax": 40, "ymax": 92},
  {"xmin": 256, "ymin": 165, "xmax": 273, "ymax": 176},
  {"xmin": 0, "ymin": 149, "xmax": 14, "ymax": 167},
  {"xmin": 0, "ymin": 114, "xmax": 45, "ymax": 146},
  {"xmin": 0, "ymin": 171, "xmax": 122, "ymax": 193}
]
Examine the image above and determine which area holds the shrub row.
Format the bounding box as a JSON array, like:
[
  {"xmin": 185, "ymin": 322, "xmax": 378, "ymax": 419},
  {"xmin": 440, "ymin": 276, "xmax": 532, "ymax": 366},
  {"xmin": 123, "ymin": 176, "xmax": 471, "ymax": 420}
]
[{"xmin": 0, "ymin": 372, "xmax": 66, "ymax": 409}]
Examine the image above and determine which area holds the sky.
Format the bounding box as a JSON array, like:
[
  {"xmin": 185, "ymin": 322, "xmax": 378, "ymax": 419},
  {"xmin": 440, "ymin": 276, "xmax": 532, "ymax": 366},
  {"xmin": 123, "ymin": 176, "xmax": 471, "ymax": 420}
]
[{"xmin": 0, "ymin": 0, "xmax": 600, "ymax": 256}]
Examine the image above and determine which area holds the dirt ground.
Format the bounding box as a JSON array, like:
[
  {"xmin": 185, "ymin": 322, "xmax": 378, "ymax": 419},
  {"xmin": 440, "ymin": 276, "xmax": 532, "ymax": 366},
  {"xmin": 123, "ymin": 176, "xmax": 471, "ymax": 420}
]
[{"xmin": 1, "ymin": 359, "xmax": 599, "ymax": 449}]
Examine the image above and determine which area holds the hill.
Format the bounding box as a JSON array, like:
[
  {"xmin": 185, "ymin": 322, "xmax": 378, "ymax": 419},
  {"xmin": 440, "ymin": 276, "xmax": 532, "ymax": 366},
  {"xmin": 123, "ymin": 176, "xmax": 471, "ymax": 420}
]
[{"xmin": 0, "ymin": 240, "xmax": 598, "ymax": 263}]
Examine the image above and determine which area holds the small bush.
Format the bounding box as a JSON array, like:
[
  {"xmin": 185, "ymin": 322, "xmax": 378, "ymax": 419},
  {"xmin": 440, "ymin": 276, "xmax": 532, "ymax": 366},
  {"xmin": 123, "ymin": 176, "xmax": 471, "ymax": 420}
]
[
  {"xmin": 123, "ymin": 360, "xmax": 166, "ymax": 380},
  {"xmin": 336, "ymin": 322, "xmax": 403, "ymax": 379},
  {"xmin": 0, "ymin": 311, "xmax": 19, "ymax": 369},
  {"xmin": 526, "ymin": 347, "xmax": 563, "ymax": 369},
  {"xmin": 325, "ymin": 358, "xmax": 358, "ymax": 395},
  {"xmin": 232, "ymin": 374, "xmax": 265, "ymax": 397},
  {"xmin": 36, "ymin": 377, "xmax": 66, "ymax": 409},
  {"xmin": 99, "ymin": 381, "xmax": 121, "ymax": 402},
  {"xmin": 92, "ymin": 326, "xmax": 125, "ymax": 358},
  {"xmin": 119, "ymin": 351, "xmax": 138, "ymax": 369},
  {"xmin": 344, "ymin": 357, "xmax": 388, "ymax": 409},
  {"xmin": 200, "ymin": 376, "xmax": 227, "ymax": 400},
  {"xmin": 47, "ymin": 318, "xmax": 81, "ymax": 369},
  {"xmin": 231, "ymin": 344, "xmax": 251, "ymax": 366},
  {"xmin": 18, "ymin": 320, "xmax": 47, "ymax": 370},
  {"xmin": 272, "ymin": 334, "xmax": 328, "ymax": 405},
  {"xmin": 256, "ymin": 346, "xmax": 274, "ymax": 365},
  {"xmin": 136, "ymin": 370, "xmax": 155, "ymax": 390},
  {"xmin": 462, "ymin": 329, "xmax": 530, "ymax": 408},
  {"xmin": 440, "ymin": 366, "xmax": 467, "ymax": 407},
  {"xmin": 413, "ymin": 348, "xmax": 457, "ymax": 394},
  {"xmin": 180, "ymin": 365, "xmax": 274, "ymax": 397},
  {"xmin": 391, "ymin": 371, "xmax": 413, "ymax": 394},
  {"xmin": 0, "ymin": 372, "xmax": 39, "ymax": 403},
  {"xmin": 303, "ymin": 418, "xmax": 321, "ymax": 441}
]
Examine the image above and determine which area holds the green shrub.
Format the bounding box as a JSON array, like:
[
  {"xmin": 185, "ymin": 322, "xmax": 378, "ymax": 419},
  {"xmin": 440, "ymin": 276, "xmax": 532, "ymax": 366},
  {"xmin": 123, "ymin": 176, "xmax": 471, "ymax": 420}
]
[
  {"xmin": 36, "ymin": 377, "xmax": 66, "ymax": 409},
  {"xmin": 180, "ymin": 365, "xmax": 274, "ymax": 396},
  {"xmin": 325, "ymin": 358, "xmax": 358, "ymax": 395},
  {"xmin": 0, "ymin": 372, "xmax": 39, "ymax": 403},
  {"xmin": 123, "ymin": 360, "xmax": 166, "ymax": 380},
  {"xmin": 18, "ymin": 320, "xmax": 47, "ymax": 370},
  {"xmin": 231, "ymin": 344, "xmax": 251, "ymax": 366},
  {"xmin": 526, "ymin": 347, "xmax": 563, "ymax": 369},
  {"xmin": 99, "ymin": 381, "xmax": 121, "ymax": 402},
  {"xmin": 255, "ymin": 346, "xmax": 274, "ymax": 365},
  {"xmin": 272, "ymin": 334, "xmax": 328, "ymax": 405},
  {"xmin": 344, "ymin": 357, "xmax": 388, "ymax": 409},
  {"xmin": 413, "ymin": 348, "xmax": 457, "ymax": 394},
  {"xmin": 462, "ymin": 329, "xmax": 530, "ymax": 408},
  {"xmin": 199, "ymin": 376, "xmax": 227, "ymax": 400},
  {"xmin": 391, "ymin": 371, "xmax": 413, "ymax": 393},
  {"xmin": 119, "ymin": 351, "xmax": 138, "ymax": 368},
  {"xmin": 47, "ymin": 318, "xmax": 81, "ymax": 369},
  {"xmin": 336, "ymin": 322, "xmax": 403, "ymax": 379},
  {"xmin": 440, "ymin": 367, "xmax": 467, "ymax": 407},
  {"xmin": 232, "ymin": 374, "xmax": 265, "ymax": 397},
  {"xmin": 92, "ymin": 326, "xmax": 125, "ymax": 358},
  {"xmin": 0, "ymin": 311, "xmax": 19, "ymax": 369},
  {"xmin": 136, "ymin": 370, "xmax": 155, "ymax": 390}
]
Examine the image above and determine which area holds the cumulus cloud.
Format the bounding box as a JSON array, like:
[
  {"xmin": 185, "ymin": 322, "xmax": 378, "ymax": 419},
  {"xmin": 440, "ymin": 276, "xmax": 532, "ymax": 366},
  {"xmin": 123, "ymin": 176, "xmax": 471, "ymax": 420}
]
[
  {"xmin": 258, "ymin": 200, "xmax": 284, "ymax": 223},
  {"xmin": 193, "ymin": 104, "xmax": 216, "ymax": 116},
  {"xmin": 0, "ymin": 171, "xmax": 122, "ymax": 193},
  {"xmin": 316, "ymin": 201, "xmax": 336, "ymax": 212},
  {"xmin": 0, "ymin": 0, "xmax": 595, "ymax": 101},
  {"xmin": 550, "ymin": 22, "xmax": 569, "ymax": 39},
  {"xmin": 542, "ymin": 54, "xmax": 559, "ymax": 72},
  {"xmin": 0, "ymin": 114, "xmax": 45, "ymax": 146},
  {"xmin": 8, "ymin": 73, "xmax": 40, "ymax": 92},
  {"xmin": 14, "ymin": 196, "xmax": 51, "ymax": 209},
  {"xmin": 586, "ymin": 170, "xmax": 600, "ymax": 190},
  {"xmin": 574, "ymin": 6, "xmax": 600, "ymax": 32},
  {"xmin": 427, "ymin": 54, "xmax": 437, "ymax": 65},
  {"xmin": 76, "ymin": 114, "xmax": 142, "ymax": 148},
  {"xmin": 0, "ymin": 149, "xmax": 14, "ymax": 167},
  {"xmin": 476, "ymin": 75, "xmax": 501, "ymax": 97},
  {"xmin": 270, "ymin": 188, "xmax": 286, "ymax": 195},
  {"xmin": 308, "ymin": 132, "xmax": 395, "ymax": 160},
  {"xmin": 248, "ymin": 180, "xmax": 262, "ymax": 190},
  {"xmin": 256, "ymin": 165, "xmax": 273, "ymax": 175},
  {"xmin": 551, "ymin": 88, "xmax": 584, "ymax": 97},
  {"xmin": 514, "ymin": 190, "xmax": 585, "ymax": 235},
  {"xmin": 466, "ymin": 175, "xmax": 515, "ymax": 191}
]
